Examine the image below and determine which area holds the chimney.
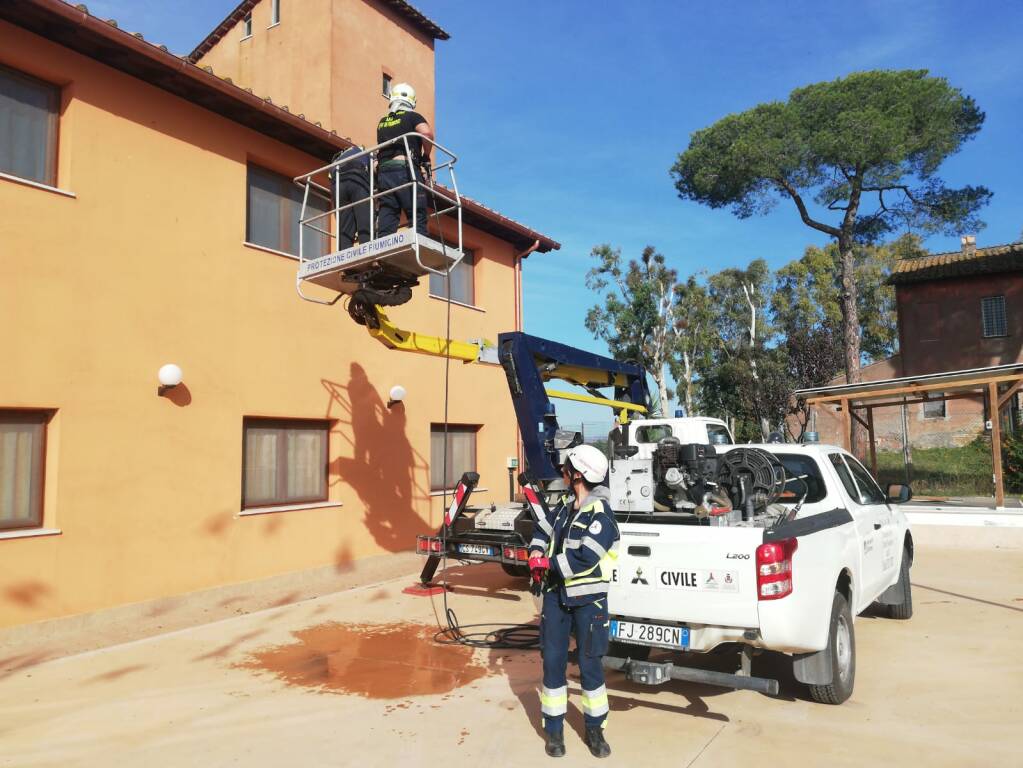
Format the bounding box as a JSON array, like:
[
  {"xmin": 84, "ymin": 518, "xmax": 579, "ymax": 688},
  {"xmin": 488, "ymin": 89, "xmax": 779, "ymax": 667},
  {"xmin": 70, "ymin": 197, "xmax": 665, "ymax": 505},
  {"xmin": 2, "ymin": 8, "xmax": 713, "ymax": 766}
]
[{"xmin": 961, "ymin": 235, "xmax": 977, "ymax": 257}]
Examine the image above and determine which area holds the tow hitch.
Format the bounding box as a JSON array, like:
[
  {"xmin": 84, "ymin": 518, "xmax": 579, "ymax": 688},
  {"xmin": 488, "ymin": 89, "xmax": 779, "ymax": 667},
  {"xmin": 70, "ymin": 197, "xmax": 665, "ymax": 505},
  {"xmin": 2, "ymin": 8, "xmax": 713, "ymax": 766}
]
[{"xmin": 604, "ymin": 655, "xmax": 779, "ymax": 696}]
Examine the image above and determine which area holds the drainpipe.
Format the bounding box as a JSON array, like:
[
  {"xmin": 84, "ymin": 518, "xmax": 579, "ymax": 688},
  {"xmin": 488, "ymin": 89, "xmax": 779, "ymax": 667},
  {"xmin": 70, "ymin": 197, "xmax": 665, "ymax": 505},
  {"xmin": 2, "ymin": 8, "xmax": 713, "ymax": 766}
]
[
  {"xmin": 512, "ymin": 240, "xmax": 540, "ymax": 478},
  {"xmin": 514, "ymin": 239, "xmax": 540, "ymax": 332}
]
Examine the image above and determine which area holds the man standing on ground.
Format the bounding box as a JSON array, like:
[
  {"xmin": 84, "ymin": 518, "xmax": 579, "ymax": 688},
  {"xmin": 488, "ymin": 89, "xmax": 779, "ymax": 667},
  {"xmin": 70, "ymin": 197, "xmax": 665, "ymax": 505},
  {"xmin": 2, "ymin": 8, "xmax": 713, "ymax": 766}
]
[
  {"xmin": 528, "ymin": 444, "xmax": 619, "ymax": 759},
  {"xmin": 375, "ymin": 82, "xmax": 433, "ymax": 236}
]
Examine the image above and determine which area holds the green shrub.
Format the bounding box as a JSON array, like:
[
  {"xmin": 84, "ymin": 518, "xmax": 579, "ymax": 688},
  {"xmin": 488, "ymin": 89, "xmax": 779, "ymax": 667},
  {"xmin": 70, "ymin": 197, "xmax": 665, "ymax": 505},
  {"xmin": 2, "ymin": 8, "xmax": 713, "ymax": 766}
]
[{"xmin": 1003, "ymin": 434, "xmax": 1023, "ymax": 494}]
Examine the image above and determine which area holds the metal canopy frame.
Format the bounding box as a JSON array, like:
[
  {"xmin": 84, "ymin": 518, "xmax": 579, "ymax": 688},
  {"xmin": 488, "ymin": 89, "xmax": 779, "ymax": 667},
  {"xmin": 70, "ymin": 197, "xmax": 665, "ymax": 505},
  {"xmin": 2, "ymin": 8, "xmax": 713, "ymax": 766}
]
[{"xmin": 795, "ymin": 363, "xmax": 1023, "ymax": 507}]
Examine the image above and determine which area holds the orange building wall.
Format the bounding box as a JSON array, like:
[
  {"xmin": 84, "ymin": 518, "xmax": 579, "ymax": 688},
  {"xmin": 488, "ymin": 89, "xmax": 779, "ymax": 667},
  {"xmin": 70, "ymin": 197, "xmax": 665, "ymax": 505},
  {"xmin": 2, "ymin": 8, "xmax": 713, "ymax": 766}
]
[
  {"xmin": 196, "ymin": 0, "xmax": 437, "ymax": 147},
  {"xmin": 0, "ymin": 21, "xmax": 515, "ymax": 629}
]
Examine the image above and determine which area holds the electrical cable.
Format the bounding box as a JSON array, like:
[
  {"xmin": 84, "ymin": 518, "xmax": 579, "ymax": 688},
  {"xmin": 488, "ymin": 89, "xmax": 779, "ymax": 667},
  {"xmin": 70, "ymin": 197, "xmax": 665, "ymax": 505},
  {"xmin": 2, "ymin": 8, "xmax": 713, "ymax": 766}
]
[{"xmin": 422, "ymin": 152, "xmax": 539, "ymax": 651}]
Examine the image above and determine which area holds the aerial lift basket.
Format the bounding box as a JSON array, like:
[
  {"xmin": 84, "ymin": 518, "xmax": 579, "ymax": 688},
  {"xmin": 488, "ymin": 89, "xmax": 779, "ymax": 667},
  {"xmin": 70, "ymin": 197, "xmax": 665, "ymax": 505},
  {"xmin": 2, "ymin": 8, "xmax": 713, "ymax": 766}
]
[{"xmin": 293, "ymin": 133, "xmax": 465, "ymax": 305}]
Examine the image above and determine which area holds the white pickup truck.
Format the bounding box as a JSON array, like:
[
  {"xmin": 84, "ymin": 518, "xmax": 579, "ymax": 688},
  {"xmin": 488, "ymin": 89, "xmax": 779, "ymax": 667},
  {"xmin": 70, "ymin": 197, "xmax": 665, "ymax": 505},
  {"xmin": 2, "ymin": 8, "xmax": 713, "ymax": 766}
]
[{"xmin": 605, "ymin": 442, "xmax": 914, "ymax": 705}]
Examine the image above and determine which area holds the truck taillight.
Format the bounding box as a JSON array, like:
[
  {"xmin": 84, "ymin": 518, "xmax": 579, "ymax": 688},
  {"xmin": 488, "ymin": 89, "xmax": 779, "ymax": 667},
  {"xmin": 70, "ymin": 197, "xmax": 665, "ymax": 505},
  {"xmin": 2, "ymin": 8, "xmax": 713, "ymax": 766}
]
[
  {"xmin": 417, "ymin": 536, "xmax": 443, "ymax": 554},
  {"xmin": 516, "ymin": 547, "xmax": 529, "ymax": 562},
  {"xmin": 503, "ymin": 547, "xmax": 515, "ymax": 560},
  {"xmin": 756, "ymin": 538, "xmax": 797, "ymax": 600}
]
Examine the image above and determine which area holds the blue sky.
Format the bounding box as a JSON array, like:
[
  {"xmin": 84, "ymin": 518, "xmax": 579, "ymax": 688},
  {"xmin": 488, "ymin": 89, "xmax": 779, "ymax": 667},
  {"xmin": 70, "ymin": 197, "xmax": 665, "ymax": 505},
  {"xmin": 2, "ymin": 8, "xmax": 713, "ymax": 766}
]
[{"xmin": 88, "ymin": 1, "xmax": 1023, "ymax": 423}]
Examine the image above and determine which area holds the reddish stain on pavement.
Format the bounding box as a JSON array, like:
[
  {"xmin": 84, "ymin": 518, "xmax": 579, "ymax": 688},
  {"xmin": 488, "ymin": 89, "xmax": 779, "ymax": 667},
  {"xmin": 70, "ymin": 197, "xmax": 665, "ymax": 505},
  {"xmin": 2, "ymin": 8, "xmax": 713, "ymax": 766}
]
[{"xmin": 236, "ymin": 622, "xmax": 489, "ymax": 698}]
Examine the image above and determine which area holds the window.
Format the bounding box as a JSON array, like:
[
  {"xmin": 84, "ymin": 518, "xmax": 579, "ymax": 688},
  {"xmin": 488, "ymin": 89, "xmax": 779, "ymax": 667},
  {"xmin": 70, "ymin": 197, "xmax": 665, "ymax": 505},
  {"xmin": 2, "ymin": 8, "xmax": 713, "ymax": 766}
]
[
  {"xmin": 246, "ymin": 164, "xmax": 329, "ymax": 257},
  {"xmin": 271, "ymin": 0, "xmax": 281, "ymax": 25},
  {"xmin": 242, "ymin": 418, "xmax": 329, "ymax": 508},
  {"xmin": 844, "ymin": 456, "xmax": 886, "ymax": 504},
  {"xmin": 828, "ymin": 453, "xmax": 860, "ymax": 503},
  {"xmin": 982, "ymin": 295, "xmax": 1007, "ymax": 338},
  {"xmin": 775, "ymin": 454, "xmax": 827, "ymax": 504},
  {"xmin": 0, "ymin": 64, "xmax": 59, "ymax": 186},
  {"xmin": 243, "ymin": 14, "xmax": 253, "ymax": 37},
  {"xmin": 429, "ymin": 249, "xmax": 475, "ymax": 304},
  {"xmin": 0, "ymin": 411, "xmax": 48, "ymax": 531},
  {"xmin": 922, "ymin": 393, "xmax": 946, "ymax": 420},
  {"xmin": 706, "ymin": 423, "xmax": 732, "ymax": 445},
  {"xmin": 430, "ymin": 425, "xmax": 478, "ymax": 490},
  {"xmin": 634, "ymin": 424, "xmax": 672, "ymax": 443},
  {"xmin": 829, "ymin": 453, "xmax": 884, "ymax": 505},
  {"xmin": 382, "ymin": 73, "xmax": 392, "ymax": 98}
]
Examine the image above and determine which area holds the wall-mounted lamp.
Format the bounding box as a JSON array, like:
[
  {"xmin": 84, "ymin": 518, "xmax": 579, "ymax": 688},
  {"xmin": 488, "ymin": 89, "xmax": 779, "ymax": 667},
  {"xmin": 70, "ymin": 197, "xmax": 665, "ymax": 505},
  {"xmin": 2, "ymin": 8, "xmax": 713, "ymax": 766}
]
[
  {"xmin": 158, "ymin": 363, "xmax": 183, "ymax": 396},
  {"xmin": 387, "ymin": 384, "xmax": 406, "ymax": 408}
]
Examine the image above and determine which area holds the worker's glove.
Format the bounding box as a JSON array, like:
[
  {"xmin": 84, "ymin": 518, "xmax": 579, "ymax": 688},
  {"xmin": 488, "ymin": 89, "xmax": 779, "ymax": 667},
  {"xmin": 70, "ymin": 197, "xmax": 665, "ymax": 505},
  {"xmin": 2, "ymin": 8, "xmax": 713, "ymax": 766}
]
[
  {"xmin": 420, "ymin": 160, "xmax": 433, "ymax": 181},
  {"xmin": 528, "ymin": 554, "xmax": 549, "ymax": 597},
  {"xmin": 528, "ymin": 555, "xmax": 549, "ymax": 572}
]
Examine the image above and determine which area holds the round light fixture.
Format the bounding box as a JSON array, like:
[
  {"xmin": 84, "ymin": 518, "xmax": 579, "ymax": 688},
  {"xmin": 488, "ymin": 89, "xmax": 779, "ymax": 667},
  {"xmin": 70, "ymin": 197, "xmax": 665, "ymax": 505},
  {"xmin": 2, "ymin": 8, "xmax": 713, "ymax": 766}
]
[
  {"xmin": 388, "ymin": 385, "xmax": 406, "ymax": 404},
  {"xmin": 158, "ymin": 364, "xmax": 183, "ymax": 387}
]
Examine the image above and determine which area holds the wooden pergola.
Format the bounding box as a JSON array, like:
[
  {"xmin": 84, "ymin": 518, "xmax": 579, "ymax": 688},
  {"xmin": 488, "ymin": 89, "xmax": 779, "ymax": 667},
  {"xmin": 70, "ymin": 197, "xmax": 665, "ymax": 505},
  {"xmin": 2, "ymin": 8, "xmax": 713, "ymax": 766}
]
[{"xmin": 796, "ymin": 363, "xmax": 1023, "ymax": 507}]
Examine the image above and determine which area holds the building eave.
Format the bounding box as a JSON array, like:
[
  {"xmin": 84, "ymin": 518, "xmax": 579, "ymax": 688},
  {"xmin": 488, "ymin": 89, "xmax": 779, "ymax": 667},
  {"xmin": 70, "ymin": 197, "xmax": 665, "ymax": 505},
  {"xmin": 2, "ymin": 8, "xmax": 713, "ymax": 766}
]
[
  {"xmin": 0, "ymin": 0, "xmax": 558, "ymax": 253},
  {"xmin": 187, "ymin": 0, "xmax": 450, "ymax": 62}
]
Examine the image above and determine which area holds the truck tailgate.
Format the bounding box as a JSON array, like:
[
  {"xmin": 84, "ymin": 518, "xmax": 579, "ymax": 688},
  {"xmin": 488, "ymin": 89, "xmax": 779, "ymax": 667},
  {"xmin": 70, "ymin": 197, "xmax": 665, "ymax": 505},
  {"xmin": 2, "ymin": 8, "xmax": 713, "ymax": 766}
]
[{"xmin": 608, "ymin": 523, "xmax": 764, "ymax": 628}]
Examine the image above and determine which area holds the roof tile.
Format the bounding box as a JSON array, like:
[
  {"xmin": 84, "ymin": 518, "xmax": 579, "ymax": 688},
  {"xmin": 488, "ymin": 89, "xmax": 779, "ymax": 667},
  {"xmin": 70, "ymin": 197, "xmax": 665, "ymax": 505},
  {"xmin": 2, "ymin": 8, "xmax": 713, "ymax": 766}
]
[{"xmin": 888, "ymin": 241, "xmax": 1023, "ymax": 285}]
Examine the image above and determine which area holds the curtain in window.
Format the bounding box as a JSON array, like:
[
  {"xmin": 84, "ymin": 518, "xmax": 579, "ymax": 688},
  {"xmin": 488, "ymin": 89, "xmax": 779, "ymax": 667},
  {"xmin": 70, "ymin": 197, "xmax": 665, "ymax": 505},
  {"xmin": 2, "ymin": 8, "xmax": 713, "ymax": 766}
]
[
  {"xmin": 430, "ymin": 427, "xmax": 476, "ymax": 490},
  {"xmin": 429, "ymin": 250, "xmax": 474, "ymax": 304},
  {"xmin": 244, "ymin": 426, "xmax": 280, "ymax": 505},
  {"xmin": 247, "ymin": 165, "xmax": 330, "ymax": 257},
  {"xmin": 0, "ymin": 417, "xmax": 44, "ymax": 529},
  {"xmin": 247, "ymin": 166, "xmax": 285, "ymax": 253},
  {"xmin": 287, "ymin": 429, "xmax": 326, "ymax": 499},
  {"xmin": 243, "ymin": 421, "xmax": 327, "ymax": 507},
  {"xmin": 0, "ymin": 67, "xmax": 57, "ymax": 185}
]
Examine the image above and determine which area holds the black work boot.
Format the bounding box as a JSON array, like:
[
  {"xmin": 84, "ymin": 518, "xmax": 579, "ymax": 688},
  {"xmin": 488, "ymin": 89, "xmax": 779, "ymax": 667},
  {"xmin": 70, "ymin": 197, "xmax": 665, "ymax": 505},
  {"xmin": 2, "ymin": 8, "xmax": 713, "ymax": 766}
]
[
  {"xmin": 544, "ymin": 730, "xmax": 566, "ymax": 758},
  {"xmin": 585, "ymin": 727, "xmax": 611, "ymax": 758}
]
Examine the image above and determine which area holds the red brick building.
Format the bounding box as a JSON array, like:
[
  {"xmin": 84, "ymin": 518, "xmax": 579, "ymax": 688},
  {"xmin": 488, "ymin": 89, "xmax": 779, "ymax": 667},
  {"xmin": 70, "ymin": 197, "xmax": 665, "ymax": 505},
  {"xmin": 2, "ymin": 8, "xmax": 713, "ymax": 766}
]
[{"xmin": 814, "ymin": 237, "xmax": 1023, "ymax": 449}]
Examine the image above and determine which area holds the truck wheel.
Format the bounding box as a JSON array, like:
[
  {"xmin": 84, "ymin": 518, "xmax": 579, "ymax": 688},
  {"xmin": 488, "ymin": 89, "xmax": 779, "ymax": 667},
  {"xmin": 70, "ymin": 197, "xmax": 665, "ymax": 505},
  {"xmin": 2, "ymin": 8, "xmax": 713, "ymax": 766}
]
[
  {"xmin": 608, "ymin": 641, "xmax": 650, "ymax": 661},
  {"xmin": 808, "ymin": 592, "xmax": 855, "ymax": 705},
  {"xmin": 501, "ymin": 563, "xmax": 529, "ymax": 579},
  {"xmin": 887, "ymin": 547, "xmax": 913, "ymax": 620}
]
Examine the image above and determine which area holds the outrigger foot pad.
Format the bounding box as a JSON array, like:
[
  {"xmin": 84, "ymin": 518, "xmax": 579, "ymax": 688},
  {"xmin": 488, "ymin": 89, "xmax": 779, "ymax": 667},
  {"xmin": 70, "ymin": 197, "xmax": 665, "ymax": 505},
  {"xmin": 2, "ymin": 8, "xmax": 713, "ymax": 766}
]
[{"xmin": 402, "ymin": 583, "xmax": 448, "ymax": 597}]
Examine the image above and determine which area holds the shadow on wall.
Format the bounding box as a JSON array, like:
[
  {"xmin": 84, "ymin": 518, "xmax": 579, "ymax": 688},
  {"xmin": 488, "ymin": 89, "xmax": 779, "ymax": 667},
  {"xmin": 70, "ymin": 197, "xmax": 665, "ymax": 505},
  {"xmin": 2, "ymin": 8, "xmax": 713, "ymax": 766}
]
[{"xmin": 323, "ymin": 363, "xmax": 433, "ymax": 552}]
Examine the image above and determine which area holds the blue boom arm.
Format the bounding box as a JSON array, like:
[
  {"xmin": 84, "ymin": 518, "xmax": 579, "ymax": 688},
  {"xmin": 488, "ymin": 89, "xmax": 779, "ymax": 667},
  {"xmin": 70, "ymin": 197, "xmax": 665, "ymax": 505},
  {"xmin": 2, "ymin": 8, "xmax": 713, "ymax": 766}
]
[{"xmin": 497, "ymin": 332, "xmax": 650, "ymax": 480}]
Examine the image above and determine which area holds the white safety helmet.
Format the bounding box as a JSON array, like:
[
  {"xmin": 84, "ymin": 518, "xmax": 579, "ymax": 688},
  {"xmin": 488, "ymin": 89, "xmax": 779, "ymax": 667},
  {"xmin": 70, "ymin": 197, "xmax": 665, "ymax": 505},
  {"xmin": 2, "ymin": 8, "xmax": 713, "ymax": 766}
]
[
  {"xmin": 564, "ymin": 444, "xmax": 609, "ymax": 484},
  {"xmin": 389, "ymin": 82, "xmax": 417, "ymax": 111}
]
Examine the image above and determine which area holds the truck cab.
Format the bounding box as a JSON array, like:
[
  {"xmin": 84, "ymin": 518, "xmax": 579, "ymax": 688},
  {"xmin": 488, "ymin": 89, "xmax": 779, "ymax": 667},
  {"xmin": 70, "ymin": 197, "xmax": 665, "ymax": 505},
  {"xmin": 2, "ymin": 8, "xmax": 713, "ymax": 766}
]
[{"xmin": 620, "ymin": 417, "xmax": 732, "ymax": 462}]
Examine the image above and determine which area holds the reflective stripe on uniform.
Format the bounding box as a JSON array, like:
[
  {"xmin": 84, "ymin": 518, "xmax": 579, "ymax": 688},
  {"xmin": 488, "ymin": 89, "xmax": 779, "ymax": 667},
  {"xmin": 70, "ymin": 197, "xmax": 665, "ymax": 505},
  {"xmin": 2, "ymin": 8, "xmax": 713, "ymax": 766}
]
[
  {"xmin": 540, "ymin": 685, "xmax": 568, "ymax": 716},
  {"xmin": 581, "ymin": 685, "xmax": 609, "ymax": 718},
  {"xmin": 563, "ymin": 539, "xmax": 582, "ymax": 550},
  {"xmin": 529, "ymin": 537, "xmax": 546, "ymax": 551},
  {"xmin": 534, "ymin": 516, "xmax": 553, "ymax": 536},
  {"xmin": 556, "ymin": 552, "xmax": 573, "ymax": 577},
  {"xmin": 581, "ymin": 536, "xmax": 606, "ymax": 558},
  {"xmin": 565, "ymin": 580, "xmax": 609, "ymax": 598}
]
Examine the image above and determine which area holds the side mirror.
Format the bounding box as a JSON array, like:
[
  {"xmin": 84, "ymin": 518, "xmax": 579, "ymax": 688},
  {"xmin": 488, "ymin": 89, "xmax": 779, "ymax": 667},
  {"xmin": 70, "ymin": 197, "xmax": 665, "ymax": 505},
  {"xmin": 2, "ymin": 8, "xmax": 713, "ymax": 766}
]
[{"xmin": 886, "ymin": 483, "xmax": 912, "ymax": 504}]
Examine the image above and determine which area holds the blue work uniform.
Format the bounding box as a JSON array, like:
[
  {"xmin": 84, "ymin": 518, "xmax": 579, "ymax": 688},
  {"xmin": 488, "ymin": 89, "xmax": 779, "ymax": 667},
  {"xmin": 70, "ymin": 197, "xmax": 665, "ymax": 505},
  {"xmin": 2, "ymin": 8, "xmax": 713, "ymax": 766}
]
[{"xmin": 529, "ymin": 485, "xmax": 620, "ymax": 735}]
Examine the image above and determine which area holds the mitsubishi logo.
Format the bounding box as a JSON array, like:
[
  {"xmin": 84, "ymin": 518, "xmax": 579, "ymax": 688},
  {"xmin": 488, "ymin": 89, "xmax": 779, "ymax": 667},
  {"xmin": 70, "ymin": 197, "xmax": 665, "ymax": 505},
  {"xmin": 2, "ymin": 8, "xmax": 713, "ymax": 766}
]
[{"xmin": 631, "ymin": 567, "xmax": 649, "ymax": 585}]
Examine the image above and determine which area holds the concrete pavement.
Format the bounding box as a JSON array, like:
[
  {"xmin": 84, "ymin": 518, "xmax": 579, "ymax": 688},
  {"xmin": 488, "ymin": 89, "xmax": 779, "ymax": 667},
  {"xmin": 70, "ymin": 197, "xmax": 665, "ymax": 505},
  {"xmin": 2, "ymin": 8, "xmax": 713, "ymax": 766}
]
[{"xmin": 1, "ymin": 531, "xmax": 1021, "ymax": 768}]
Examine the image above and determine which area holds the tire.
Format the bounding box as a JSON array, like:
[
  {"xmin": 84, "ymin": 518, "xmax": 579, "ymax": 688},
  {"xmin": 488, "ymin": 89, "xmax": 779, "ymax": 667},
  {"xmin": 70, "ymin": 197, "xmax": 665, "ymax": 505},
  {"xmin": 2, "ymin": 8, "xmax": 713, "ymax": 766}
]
[
  {"xmin": 808, "ymin": 591, "xmax": 855, "ymax": 705},
  {"xmin": 501, "ymin": 563, "xmax": 529, "ymax": 579},
  {"xmin": 608, "ymin": 641, "xmax": 650, "ymax": 661},
  {"xmin": 887, "ymin": 547, "xmax": 914, "ymax": 620}
]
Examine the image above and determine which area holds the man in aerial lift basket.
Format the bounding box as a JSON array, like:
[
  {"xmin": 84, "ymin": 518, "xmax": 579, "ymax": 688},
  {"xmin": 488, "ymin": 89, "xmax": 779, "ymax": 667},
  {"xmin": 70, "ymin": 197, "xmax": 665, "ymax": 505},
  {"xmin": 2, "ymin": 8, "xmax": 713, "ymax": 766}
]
[{"xmin": 375, "ymin": 82, "xmax": 434, "ymax": 237}]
